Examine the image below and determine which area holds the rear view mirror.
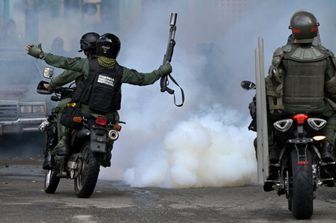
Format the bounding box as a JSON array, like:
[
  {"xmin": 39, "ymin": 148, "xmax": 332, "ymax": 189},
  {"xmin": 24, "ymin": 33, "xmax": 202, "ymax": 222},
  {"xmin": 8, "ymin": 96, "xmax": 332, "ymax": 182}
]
[
  {"xmin": 43, "ymin": 67, "xmax": 54, "ymax": 79},
  {"xmin": 241, "ymin": 80, "xmax": 256, "ymax": 90},
  {"xmin": 36, "ymin": 81, "xmax": 52, "ymax": 94}
]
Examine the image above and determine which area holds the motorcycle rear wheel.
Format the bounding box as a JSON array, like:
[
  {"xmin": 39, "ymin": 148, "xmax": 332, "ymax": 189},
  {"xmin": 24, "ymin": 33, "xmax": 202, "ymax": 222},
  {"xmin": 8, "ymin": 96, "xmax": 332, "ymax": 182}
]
[
  {"xmin": 290, "ymin": 149, "xmax": 313, "ymax": 219},
  {"xmin": 44, "ymin": 169, "xmax": 60, "ymax": 194},
  {"xmin": 74, "ymin": 141, "xmax": 100, "ymax": 198}
]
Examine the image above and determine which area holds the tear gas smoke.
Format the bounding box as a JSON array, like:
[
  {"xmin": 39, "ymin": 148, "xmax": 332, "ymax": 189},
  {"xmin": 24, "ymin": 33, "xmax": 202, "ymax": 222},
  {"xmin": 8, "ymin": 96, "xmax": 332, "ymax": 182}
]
[{"xmin": 123, "ymin": 107, "xmax": 256, "ymax": 188}]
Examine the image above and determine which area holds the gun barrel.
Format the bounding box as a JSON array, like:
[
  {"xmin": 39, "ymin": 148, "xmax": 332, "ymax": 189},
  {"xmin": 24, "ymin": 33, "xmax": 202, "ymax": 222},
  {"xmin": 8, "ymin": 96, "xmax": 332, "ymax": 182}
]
[
  {"xmin": 161, "ymin": 13, "xmax": 178, "ymax": 94},
  {"xmin": 170, "ymin": 13, "xmax": 177, "ymax": 26}
]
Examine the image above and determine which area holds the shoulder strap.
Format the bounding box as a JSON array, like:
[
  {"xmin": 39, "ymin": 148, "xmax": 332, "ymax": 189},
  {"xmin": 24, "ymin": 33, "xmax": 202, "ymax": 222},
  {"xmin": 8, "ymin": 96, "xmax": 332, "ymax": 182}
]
[
  {"xmin": 87, "ymin": 59, "xmax": 100, "ymax": 83},
  {"xmin": 77, "ymin": 59, "xmax": 99, "ymax": 104}
]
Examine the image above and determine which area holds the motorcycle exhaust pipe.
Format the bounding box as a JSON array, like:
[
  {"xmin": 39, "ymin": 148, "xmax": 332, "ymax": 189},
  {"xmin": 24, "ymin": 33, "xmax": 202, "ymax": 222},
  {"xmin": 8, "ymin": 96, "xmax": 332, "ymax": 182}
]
[{"xmin": 108, "ymin": 129, "xmax": 119, "ymax": 141}]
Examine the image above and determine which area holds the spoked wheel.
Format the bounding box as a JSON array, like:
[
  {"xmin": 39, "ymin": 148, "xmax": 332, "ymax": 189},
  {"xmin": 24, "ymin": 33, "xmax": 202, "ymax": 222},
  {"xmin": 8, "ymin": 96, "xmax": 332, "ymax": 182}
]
[
  {"xmin": 74, "ymin": 141, "xmax": 100, "ymax": 198},
  {"xmin": 44, "ymin": 169, "xmax": 60, "ymax": 194},
  {"xmin": 289, "ymin": 149, "xmax": 313, "ymax": 219}
]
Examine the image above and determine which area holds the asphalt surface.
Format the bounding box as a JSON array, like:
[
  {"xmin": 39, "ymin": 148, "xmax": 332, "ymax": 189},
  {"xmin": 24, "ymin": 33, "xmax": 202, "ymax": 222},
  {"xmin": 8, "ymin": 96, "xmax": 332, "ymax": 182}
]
[{"xmin": 1, "ymin": 157, "xmax": 336, "ymax": 223}]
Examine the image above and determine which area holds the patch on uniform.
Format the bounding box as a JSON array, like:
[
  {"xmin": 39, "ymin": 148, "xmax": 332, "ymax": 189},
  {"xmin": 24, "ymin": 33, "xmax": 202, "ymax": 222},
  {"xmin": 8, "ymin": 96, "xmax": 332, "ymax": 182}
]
[{"xmin": 97, "ymin": 75, "xmax": 115, "ymax": 87}]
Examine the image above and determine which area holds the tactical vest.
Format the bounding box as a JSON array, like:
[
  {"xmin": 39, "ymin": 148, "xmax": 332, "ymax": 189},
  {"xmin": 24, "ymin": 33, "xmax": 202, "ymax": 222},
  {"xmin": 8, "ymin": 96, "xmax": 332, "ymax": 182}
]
[
  {"xmin": 282, "ymin": 45, "xmax": 328, "ymax": 113},
  {"xmin": 79, "ymin": 59, "xmax": 123, "ymax": 113}
]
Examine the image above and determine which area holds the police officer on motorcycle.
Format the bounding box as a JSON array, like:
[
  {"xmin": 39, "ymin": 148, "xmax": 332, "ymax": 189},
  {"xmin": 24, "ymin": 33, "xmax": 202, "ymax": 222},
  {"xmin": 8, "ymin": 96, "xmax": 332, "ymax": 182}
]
[
  {"xmin": 264, "ymin": 11, "xmax": 336, "ymax": 190},
  {"xmin": 41, "ymin": 32, "xmax": 100, "ymax": 169},
  {"xmin": 26, "ymin": 33, "xmax": 172, "ymax": 164}
]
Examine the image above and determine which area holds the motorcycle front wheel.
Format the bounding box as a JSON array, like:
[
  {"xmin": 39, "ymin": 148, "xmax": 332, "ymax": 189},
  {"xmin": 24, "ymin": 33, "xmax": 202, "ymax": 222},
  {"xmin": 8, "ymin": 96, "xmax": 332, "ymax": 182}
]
[
  {"xmin": 290, "ymin": 148, "xmax": 313, "ymax": 219},
  {"xmin": 74, "ymin": 141, "xmax": 100, "ymax": 198},
  {"xmin": 44, "ymin": 169, "xmax": 60, "ymax": 194}
]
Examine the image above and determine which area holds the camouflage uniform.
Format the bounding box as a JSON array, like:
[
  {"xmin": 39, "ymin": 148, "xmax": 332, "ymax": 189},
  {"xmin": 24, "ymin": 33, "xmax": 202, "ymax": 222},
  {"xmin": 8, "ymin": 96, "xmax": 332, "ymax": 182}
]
[
  {"xmin": 43, "ymin": 53, "xmax": 171, "ymax": 118},
  {"xmin": 45, "ymin": 53, "xmax": 170, "ymax": 159},
  {"xmin": 49, "ymin": 70, "xmax": 83, "ymax": 143}
]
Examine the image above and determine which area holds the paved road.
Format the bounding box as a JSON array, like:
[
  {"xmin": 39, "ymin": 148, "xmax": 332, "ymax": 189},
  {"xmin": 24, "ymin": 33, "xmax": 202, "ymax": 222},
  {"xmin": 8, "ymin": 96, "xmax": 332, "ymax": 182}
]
[{"xmin": 0, "ymin": 158, "xmax": 336, "ymax": 223}]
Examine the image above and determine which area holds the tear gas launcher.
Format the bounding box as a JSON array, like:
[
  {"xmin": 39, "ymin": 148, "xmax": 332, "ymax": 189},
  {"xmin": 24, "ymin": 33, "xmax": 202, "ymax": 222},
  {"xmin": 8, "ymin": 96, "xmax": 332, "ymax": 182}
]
[{"xmin": 160, "ymin": 13, "xmax": 184, "ymax": 107}]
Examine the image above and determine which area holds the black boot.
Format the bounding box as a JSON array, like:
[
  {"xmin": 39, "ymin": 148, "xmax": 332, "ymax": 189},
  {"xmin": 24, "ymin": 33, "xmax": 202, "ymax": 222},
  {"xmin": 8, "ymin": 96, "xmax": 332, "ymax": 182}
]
[
  {"xmin": 263, "ymin": 145, "xmax": 279, "ymax": 192},
  {"xmin": 102, "ymin": 152, "xmax": 112, "ymax": 167},
  {"xmin": 321, "ymin": 142, "xmax": 335, "ymax": 164},
  {"xmin": 269, "ymin": 143, "xmax": 279, "ymax": 165},
  {"xmin": 263, "ymin": 166, "xmax": 279, "ymax": 192},
  {"xmin": 320, "ymin": 142, "xmax": 336, "ymax": 185},
  {"xmin": 320, "ymin": 167, "xmax": 335, "ymax": 187},
  {"xmin": 52, "ymin": 137, "xmax": 68, "ymax": 156},
  {"xmin": 42, "ymin": 152, "xmax": 52, "ymax": 170},
  {"xmin": 102, "ymin": 143, "xmax": 113, "ymax": 167}
]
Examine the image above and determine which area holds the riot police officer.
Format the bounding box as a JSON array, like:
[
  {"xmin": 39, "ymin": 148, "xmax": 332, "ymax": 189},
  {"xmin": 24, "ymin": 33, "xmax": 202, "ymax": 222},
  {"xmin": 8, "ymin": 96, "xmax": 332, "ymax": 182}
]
[
  {"xmin": 42, "ymin": 32, "xmax": 100, "ymax": 169},
  {"xmin": 26, "ymin": 33, "xmax": 172, "ymax": 164},
  {"xmin": 264, "ymin": 11, "xmax": 336, "ymax": 191}
]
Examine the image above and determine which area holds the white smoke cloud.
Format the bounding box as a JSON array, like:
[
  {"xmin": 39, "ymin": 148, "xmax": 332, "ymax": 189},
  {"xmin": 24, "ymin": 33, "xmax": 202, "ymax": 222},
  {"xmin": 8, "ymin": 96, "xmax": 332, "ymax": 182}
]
[{"xmin": 123, "ymin": 107, "xmax": 256, "ymax": 188}]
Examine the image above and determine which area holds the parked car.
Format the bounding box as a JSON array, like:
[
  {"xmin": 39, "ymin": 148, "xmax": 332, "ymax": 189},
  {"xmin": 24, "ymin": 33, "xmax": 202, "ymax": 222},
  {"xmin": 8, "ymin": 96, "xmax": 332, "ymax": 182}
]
[{"xmin": 0, "ymin": 48, "xmax": 48, "ymax": 136}]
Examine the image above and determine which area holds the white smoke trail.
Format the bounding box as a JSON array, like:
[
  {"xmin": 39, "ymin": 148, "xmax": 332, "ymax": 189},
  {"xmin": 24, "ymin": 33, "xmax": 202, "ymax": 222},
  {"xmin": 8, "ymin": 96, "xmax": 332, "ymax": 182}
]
[{"xmin": 123, "ymin": 106, "xmax": 256, "ymax": 188}]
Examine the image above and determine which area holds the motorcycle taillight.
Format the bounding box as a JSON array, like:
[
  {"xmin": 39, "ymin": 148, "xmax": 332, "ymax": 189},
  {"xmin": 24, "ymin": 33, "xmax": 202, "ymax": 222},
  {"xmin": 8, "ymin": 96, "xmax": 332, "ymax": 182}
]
[
  {"xmin": 95, "ymin": 116, "xmax": 108, "ymax": 126},
  {"xmin": 292, "ymin": 114, "xmax": 309, "ymax": 125}
]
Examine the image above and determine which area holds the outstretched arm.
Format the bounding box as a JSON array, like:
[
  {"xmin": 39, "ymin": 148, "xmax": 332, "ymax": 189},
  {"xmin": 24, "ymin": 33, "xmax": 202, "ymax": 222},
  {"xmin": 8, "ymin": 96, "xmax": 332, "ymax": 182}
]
[
  {"xmin": 26, "ymin": 44, "xmax": 89, "ymax": 76},
  {"xmin": 122, "ymin": 63, "xmax": 172, "ymax": 86}
]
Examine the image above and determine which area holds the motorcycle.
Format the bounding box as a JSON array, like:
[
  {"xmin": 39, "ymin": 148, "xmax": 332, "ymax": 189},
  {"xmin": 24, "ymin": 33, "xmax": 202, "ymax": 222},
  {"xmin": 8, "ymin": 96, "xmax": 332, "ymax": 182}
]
[
  {"xmin": 37, "ymin": 68, "xmax": 123, "ymax": 198},
  {"xmin": 241, "ymin": 80, "xmax": 336, "ymax": 219}
]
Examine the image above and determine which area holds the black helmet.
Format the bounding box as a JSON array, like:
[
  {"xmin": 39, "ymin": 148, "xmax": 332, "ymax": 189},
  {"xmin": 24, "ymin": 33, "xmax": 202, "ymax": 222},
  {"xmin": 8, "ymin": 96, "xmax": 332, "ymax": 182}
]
[
  {"xmin": 289, "ymin": 11, "xmax": 319, "ymax": 44},
  {"xmin": 96, "ymin": 33, "xmax": 121, "ymax": 59},
  {"xmin": 79, "ymin": 32, "xmax": 100, "ymax": 52}
]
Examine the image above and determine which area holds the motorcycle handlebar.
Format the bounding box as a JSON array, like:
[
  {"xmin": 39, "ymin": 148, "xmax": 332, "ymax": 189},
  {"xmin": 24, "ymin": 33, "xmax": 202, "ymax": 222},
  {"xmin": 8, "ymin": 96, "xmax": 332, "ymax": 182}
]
[
  {"xmin": 53, "ymin": 87, "xmax": 75, "ymax": 94},
  {"xmin": 36, "ymin": 80, "xmax": 75, "ymax": 99}
]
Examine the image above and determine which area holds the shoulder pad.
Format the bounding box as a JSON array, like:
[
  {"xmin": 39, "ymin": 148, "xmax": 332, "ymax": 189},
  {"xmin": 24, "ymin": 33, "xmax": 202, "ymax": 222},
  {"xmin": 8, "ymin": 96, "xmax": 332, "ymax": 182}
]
[
  {"xmin": 273, "ymin": 47, "xmax": 284, "ymax": 57},
  {"xmin": 319, "ymin": 45, "xmax": 328, "ymax": 51},
  {"xmin": 284, "ymin": 45, "xmax": 329, "ymax": 62},
  {"xmin": 323, "ymin": 47, "xmax": 335, "ymax": 57},
  {"xmin": 314, "ymin": 45, "xmax": 335, "ymax": 56},
  {"xmin": 272, "ymin": 47, "xmax": 286, "ymax": 67},
  {"xmin": 282, "ymin": 44, "xmax": 292, "ymax": 53}
]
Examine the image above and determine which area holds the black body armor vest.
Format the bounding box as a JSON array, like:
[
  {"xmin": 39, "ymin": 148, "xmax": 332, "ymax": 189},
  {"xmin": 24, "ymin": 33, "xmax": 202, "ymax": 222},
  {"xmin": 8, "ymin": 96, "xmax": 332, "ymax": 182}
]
[
  {"xmin": 75, "ymin": 59, "xmax": 123, "ymax": 113},
  {"xmin": 282, "ymin": 45, "xmax": 328, "ymax": 113}
]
